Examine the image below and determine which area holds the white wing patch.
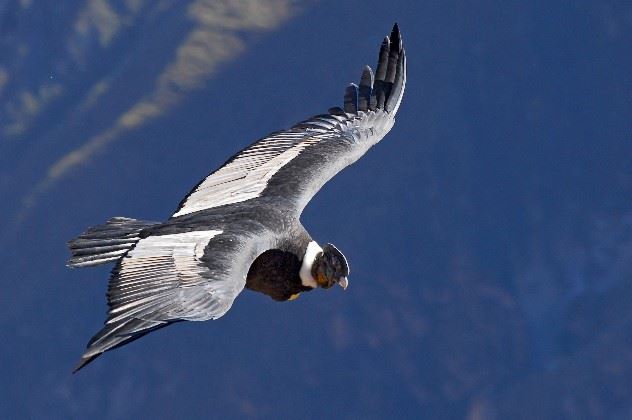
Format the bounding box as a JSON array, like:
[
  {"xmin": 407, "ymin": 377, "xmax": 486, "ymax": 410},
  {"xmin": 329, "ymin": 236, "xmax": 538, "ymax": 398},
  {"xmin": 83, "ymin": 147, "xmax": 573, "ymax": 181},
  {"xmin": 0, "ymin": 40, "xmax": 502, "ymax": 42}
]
[
  {"xmin": 106, "ymin": 229, "xmax": 235, "ymax": 323},
  {"xmin": 124, "ymin": 230, "xmax": 219, "ymax": 260},
  {"xmin": 173, "ymin": 131, "xmax": 326, "ymax": 217}
]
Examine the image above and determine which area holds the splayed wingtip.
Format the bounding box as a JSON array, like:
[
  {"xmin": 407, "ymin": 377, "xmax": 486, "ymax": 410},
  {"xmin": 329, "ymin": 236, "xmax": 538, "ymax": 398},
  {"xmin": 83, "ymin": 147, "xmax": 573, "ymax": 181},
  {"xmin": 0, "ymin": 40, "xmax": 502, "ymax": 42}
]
[{"xmin": 72, "ymin": 353, "xmax": 100, "ymax": 374}]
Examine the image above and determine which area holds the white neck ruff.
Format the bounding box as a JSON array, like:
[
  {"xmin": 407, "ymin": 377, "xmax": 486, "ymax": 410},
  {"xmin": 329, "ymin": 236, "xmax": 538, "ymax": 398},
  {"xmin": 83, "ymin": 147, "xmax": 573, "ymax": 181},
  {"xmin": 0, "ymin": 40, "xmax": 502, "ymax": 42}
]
[{"xmin": 299, "ymin": 241, "xmax": 322, "ymax": 288}]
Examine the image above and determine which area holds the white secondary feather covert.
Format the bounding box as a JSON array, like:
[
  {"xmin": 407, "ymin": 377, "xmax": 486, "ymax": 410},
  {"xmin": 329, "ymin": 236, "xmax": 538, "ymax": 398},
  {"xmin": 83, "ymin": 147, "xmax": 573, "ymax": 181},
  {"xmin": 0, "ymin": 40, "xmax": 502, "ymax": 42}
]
[
  {"xmin": 173, "ymin": 131, "xmax": 328, "ymax": 217},
  {"xmin": 106, "ymin": 229, "xmax": 233, "ymax": 323}
]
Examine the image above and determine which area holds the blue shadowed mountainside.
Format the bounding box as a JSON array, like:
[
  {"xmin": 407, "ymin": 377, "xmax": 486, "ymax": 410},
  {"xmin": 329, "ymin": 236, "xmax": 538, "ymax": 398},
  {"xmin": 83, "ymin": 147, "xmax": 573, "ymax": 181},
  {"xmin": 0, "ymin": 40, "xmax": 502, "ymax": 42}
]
[{"xmin": 1, "ymin": 0, "xmax": 631, "ymax": 418}]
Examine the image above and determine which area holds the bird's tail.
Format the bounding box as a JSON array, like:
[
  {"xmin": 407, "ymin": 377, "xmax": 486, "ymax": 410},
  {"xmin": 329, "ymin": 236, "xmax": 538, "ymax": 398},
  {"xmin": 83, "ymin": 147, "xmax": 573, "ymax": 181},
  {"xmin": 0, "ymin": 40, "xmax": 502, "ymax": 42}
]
[{"xmin": 67, "ymin": 217, "xmax": 158, "ymax": 268}]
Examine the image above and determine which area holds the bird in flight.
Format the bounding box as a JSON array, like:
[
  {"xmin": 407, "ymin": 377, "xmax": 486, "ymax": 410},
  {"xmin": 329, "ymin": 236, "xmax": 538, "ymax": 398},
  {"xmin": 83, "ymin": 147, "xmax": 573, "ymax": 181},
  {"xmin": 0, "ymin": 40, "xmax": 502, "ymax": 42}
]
[{"xmin": 68, "ymin": 23, "xmax": 406, "ymax": 372}]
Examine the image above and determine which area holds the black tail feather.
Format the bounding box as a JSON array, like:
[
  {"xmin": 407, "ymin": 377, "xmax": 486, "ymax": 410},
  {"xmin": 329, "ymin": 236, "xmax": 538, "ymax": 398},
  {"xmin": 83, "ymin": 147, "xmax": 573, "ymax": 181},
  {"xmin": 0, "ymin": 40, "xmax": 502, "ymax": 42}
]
[{"xmin": 68, "ymin": 217, "xmax": 158, "ymax": 268}]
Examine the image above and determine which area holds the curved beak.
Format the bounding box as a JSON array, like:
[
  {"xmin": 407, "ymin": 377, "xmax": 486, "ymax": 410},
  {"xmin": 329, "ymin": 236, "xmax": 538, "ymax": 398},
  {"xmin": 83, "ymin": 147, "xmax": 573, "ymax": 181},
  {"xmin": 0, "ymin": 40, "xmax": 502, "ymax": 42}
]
[{"xmin": 337, "ymin": 276, "xmax": 349, "ymax": 290}]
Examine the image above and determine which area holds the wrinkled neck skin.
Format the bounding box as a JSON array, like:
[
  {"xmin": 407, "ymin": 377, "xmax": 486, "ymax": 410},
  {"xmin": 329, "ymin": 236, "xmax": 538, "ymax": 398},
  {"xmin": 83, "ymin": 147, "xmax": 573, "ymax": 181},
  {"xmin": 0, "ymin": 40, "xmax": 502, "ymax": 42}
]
[
  {"xmin": 311, "ymin": 253, "xmax": 323, "ymax": 280},
  {"xmin": 310, "ymin": 252, "xmax": 332, "ymax": 289}
]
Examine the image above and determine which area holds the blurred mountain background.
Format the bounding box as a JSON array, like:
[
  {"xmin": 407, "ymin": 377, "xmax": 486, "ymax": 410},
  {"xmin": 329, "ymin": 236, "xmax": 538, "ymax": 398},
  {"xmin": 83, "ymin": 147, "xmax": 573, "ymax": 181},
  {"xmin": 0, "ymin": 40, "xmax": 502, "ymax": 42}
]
[{"xmin": 1, "ymin": 0, "xmax": 631, "ymax": 418}]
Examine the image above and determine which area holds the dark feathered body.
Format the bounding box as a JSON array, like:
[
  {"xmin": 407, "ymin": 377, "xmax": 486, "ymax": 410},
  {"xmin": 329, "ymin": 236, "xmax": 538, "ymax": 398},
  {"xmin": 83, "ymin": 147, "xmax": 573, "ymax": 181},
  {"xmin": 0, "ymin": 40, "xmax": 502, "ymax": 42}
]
[
  {"xmin": 246, "ymin": 249, "xmax": 311, "ymax": 301},
  {"xmin": 139, "ymin": 201, "xmax": 314, "ymax": 302}
]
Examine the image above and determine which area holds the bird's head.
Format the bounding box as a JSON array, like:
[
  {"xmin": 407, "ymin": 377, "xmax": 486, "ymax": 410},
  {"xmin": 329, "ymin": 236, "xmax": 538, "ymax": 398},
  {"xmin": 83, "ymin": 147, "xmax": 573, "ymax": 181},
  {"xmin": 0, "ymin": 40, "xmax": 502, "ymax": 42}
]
[{"xmin": 311, "ymin": 243, "xmax": 349, "ymax": 290}]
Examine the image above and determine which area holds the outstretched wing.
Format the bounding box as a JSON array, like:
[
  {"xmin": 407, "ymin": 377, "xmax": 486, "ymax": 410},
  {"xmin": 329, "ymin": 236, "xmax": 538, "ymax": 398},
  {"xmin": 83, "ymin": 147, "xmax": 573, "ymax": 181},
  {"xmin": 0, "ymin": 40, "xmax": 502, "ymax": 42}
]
[
  {"xmin": 173, "ymin": 23, "xmax": 406, "ymax": 218},
  {"xmin": 74, "ymin": 229, "xmax": 255, "ymax": 372}
]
